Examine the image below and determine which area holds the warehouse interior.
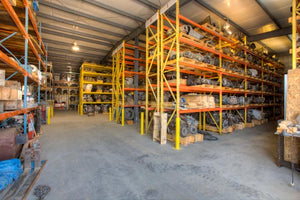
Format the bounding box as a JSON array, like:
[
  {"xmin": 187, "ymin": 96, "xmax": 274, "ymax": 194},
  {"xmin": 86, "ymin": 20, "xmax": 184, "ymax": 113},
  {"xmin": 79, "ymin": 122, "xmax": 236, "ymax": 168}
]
[{"xmin": 0, "ymin": 0, "xmax": 300, "ymax": 199}]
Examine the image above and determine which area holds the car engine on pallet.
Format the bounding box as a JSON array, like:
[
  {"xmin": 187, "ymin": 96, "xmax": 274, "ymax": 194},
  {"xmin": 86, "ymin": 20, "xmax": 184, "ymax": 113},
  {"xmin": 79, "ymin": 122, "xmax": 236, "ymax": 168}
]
[
  {"xmin": 167, "ymin": 114, "xmax": 199, "ymax": 137},
  {"xmin": 206, "ymin": 112, "xmax": 239, "ymax": 128}
]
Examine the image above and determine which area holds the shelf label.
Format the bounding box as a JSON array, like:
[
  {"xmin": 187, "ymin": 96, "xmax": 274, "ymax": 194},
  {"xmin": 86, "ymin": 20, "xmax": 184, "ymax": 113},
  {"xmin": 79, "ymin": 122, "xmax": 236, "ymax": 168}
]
[
  {"xmin": 161, "ymin": 0, "xmax": 177, "ymax": 15},
  {"xmin": 112, "ymin": 42, "xmax": 124, "ymax": 56},
  {"xmin": 145, "ymin": 12, "xmax": 159, "ymax": 28}
]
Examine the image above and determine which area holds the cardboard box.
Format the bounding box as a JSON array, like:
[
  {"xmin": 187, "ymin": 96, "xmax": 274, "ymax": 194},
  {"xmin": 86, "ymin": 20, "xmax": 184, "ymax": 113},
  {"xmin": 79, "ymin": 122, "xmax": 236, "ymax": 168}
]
[
  {"xmin": 0, "ymin": 101, "xmax": 4, "ymax": 113},
  {"xmin": 0, "ymin": 70, "xmax": 5, "ymax": 87},
  {"xmin": 0, "ymin": 87, "xmax": 11, "ymax": 100},
  {"xmin": 4, "ymin": 100, "xmax": 22, "ymax": 110},
  {"xmin": 10, "ymin": 89, "xmax": 19, "ymax": 100},
  {"xmin": 5, "ymin": 80, "xmax": 21, "ymax": 90},
  {"xmin": 18, "ymin": 90, "xmax": 22, "ymax": 100}
]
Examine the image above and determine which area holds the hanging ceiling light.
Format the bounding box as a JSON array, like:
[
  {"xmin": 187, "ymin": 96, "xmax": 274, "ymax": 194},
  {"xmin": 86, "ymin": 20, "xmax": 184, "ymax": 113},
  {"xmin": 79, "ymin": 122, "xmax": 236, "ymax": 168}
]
[
  {"xmin": 223, "ymin": 18, "xmax": 232, "ymax": 35},
  {"xmin": 72, "ymin": 42, "xmax": 79, "ymax": 51}
]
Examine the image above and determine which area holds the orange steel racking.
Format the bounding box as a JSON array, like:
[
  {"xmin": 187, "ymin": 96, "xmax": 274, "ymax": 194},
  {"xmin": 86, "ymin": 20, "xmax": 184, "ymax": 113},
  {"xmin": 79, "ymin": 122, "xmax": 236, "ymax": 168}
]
[
  {"xmin": 0, "ymin": 0, "xmax": 48, "ymax": 132},
  {"xmin": 150, "ymin": 0, "xmax": 284, "ymax": 149},
  {"xmin": 112, "ymin": 41, "xmax": 146, "ymax": 125}
]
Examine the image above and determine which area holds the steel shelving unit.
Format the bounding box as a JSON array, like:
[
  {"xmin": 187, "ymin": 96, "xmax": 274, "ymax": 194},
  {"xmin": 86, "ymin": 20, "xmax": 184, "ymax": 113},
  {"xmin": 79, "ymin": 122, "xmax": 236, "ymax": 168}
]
[
  {"xmin": 0, "ymin": 0, "xmax": 48, "ymax": 133},
  {"xmin": 146, "ymin": 0, "xmax": 284, "ymax": 149},
  {"xmin": 54, "ymin": 79, "xmax": 78, "ymax": 110},
  {"xmin": 112, "ymin": 40, "xmax": 146, "ymax": 125},
  {"xmin": 78, "ymin": 63, "xmax": 112, "ymax": 115},
  {"xmin": 145, "ymin": 11, "xmax": 160, "ymax": 135}
]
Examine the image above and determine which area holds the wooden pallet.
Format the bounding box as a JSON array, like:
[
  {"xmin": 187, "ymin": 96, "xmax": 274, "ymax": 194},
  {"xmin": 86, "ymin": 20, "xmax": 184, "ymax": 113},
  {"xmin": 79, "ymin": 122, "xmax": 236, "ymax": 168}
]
[
  {"xmin": 205, "ymin": 125, "xmax": 234, "ymax": 134},
  {"xmin": 153, "ymin": 112, "xmax": 167, "ymax": 145},
  {"xmin": 202, "ymin": 23, "xmax": 222, "ymax": 34},
  {"xmin": 233, "ymin": 123, "xmax": 245, "ymax": 130},
  {"xmin": 166, "ymin": 134, "xmax": 198, "ymax": 146},
  {"xmin": 126, "ymin": 120, "xmax": 134, "ymax": 125},
  {"xmin": 246, "ymin": 122, "xmax": 255, "ymax": 128}
]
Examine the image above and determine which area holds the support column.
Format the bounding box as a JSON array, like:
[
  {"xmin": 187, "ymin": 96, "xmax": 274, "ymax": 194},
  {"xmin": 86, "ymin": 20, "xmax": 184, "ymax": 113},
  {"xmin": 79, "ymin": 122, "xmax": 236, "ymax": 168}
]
[
  {"xmin": 23, "ymin": 6, "xmax": 28, "ymax": 134},
  {"xmin": 134, "ymin": 37, "xmax": 139, "ymax": 124}
]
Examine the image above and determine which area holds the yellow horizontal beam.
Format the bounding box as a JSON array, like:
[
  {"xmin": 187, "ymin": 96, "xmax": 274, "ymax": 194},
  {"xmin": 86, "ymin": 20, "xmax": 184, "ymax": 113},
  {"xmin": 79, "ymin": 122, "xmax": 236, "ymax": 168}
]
[
  {"xmin": 83, "ymin": 92, "xmax": 112, "ymax": 95},
  {"xmin": 83, "ymin": 81, "xmax": 112, "ymax": 85},
  {"xmin": 83, "ymin": 72, "xmax": 112, "ymax": 77},
  {"xmin": 82, "ymin": 102, "xmax": 112, "ymax": 104}
]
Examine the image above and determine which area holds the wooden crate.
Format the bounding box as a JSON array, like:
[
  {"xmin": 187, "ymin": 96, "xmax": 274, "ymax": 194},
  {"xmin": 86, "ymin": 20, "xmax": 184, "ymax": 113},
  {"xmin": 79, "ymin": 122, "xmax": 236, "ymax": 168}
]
[
  {"xmin": 284, "ymin": 137, "xmax": 300, "ymax": 164},
  {"xmin": 153, "ymin": 112, "xmax": 167, "ymax": 145},
  {"xmin": 246, "ymin": 122, "xmax": 255, "ymax": 128},
  {"xmin": 285, "ymin": 68, "xmax": 300, "ymax": 164},
  {"xmin": 205, "ymin": 125, "xmax": 233, "ymax": 134},
  {"xmin": 194, "ymin": 134, "xmax": 203, "ymax": 142},
  {"xmin": 166, "ymin": 134, "xmax": 195, "ymax": 146},
  {"xmin": 168, "ymin": 78, "xmax": 187, "ymax": 86},
  {"xmin": 252, "ymin": 119, "xmax": 262, "ymax": 126},
  {"xmin": 233, "ymin": 123, "xmax": 245, "ymax": 130},
  {"xmin": 126, "ymin": 120, "xmax": 134, "ymax": 125}
]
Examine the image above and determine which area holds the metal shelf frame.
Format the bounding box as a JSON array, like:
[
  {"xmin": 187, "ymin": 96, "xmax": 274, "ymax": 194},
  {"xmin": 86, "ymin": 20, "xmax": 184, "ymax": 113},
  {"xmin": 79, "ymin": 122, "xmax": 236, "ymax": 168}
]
[
  {"xmin": 150, "ymin": 0, "xmax": 284, "ymax": 149},
  {"xmin": 0, "ymin": 0, "xmax": 49, "ymax": 133},
  {"xmin": 78, "ymin": 63, "xmax": 112, "ymax": 115},
  {"xmin": 112, "ymin": 40, "xmax": 146, "ymax": 125}
]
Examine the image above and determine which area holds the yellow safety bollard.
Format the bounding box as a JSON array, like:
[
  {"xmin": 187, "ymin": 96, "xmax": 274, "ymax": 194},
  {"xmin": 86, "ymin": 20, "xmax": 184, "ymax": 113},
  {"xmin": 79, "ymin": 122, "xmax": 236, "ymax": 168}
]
[
  {"xmin": 175, "ymin": 117, "xmax": 180, "ymax": 150},
  {"xmin": 109, "ymin": 107, "xmax": 112, "ymax": 121},
  {"xmin": 50, "ymin": 105, "xmax": 53, "ymax": 118},
  {"xmin": 141, "ymin": 112, "xmax": 144, "ymax": 135},
  {"xmin": 122, "ymin": 108, "xmax": 124, "ymax": 126},
  {"xmin": 47, "ymin": 107, "xmax": 50, "ymax": 125}
]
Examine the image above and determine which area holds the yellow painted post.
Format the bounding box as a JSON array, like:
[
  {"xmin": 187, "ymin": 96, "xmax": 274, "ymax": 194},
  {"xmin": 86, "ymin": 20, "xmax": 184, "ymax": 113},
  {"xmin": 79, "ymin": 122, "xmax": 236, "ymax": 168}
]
[
  {"xmin": 122, "ymin": 108, "xmax": 125, "ymax": 126},
  {"xmin": 141, "ymin": 112, "xmax": 144, "ymax": 135},
  {"xmin": 145, "ymin": 27, "xmax": 149, "ymax": 134},
  {"xmin": 109, "ymin": 107, "xmax": 112, "ymax": 121},
  {"xmin": 174, "ymin": 0, "xmax": 180, "ymax": 150},
  {"xmin": 203, "ymin": 112, "xmax": 206, "ymax": 131},
  {"xmin": 219, "ymin": 74, "xmax": 222, "ymax": 135},
  {"xmin": 47, "ymin": 107, "xmax": 50, "ymax": 125},
  {"xmin": 199, "ymin": 112, "xmax": 202, "ymax": 130},
  {"xmin": 122, "ymin": 41, "xmax": 125, "ymax": 126},
  {"xmin": 175, "ymin": 117, "xmax": 180, "ymax": 150},
  {"xmin": 50, "ymin": 105, "xmax": 53, "ymax": 118}
]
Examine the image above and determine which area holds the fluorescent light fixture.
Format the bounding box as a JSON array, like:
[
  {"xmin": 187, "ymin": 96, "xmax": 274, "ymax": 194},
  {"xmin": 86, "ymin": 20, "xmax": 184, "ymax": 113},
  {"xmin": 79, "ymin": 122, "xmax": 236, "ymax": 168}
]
[
  {"xmin": 224, "ymin": 19, "xmax": 232, "ymax": 35},
  {"xmin": 72, "ymin": 42, "xmax": 79, "ymax": 51}
]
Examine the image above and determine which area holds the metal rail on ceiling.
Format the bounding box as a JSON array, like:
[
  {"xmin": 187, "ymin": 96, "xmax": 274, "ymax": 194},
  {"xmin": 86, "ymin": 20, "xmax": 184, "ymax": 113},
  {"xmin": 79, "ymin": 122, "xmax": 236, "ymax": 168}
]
[
  {"xmin": 38, "ymin": 0, "xmax": 134, "ymax": 31},
  {"xmin": 38, "ymin": 13, "xmax": 124, "ymax": 38}
]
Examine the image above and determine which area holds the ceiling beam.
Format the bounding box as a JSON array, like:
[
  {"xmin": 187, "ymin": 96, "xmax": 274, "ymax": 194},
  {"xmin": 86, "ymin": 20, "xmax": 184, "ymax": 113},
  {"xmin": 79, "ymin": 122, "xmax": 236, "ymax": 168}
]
[
  {"xmin": 82, "ymin": 0, "xmax": 145, "ymax": 22},
  {"xmin": 101, "ymin": 25, "xmax": 145, "ymax": 62},
  {"xmin": 136, "ymin": 0, "xmax": 159, "ymax": 10},
  {"xmin": 194, "ymin": 0, "xmax": 250, "ymax": 36},
  {"xmin": 42, "ymin": 28, "xmax": 113, "ymax": 47},
  {"xmin": 43, "ymin": 23, "xmax": 115, "ymax": 44},
  {"xmin": 48, "ymin": 58, "xmax": 84, "ymax": 65},
  {"xmin": 39, "ymin": 0, "xmax": 134, "ymax": 31},
  {"xmin": 193, "ymin": 0, "xmax": 276, "ymax": 53},
  {"xmin": 101, "ymin": 0, "xmax": 192, "ymax": 63},
  {"xmin": 48, "ymin": 52, "xmax": 100, "ymax": 61},
  {"xmin": 44, "ymin": 38, "xmax": 108, "ymax": 53},
  {"xmin": 38, "ymin": 13, "xmax": 123, "ymax": 37},
  {"xmin": 48, "ymin": 47, "xmax": 104, "ymax": 58},
  {"xmin": 248, "ymin": 27, "xmax": 292, "ymax": 42},
  {"xmin": 254, "ymin": 0, "xmax": 282, "ymax": 29}
]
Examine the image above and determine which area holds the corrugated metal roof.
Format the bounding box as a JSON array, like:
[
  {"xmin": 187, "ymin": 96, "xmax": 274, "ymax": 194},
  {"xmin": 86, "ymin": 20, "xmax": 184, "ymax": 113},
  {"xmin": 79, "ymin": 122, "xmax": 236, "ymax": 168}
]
[{"xmin": 37, "ymin": 0, "xmax": 292, "ymax": 72}]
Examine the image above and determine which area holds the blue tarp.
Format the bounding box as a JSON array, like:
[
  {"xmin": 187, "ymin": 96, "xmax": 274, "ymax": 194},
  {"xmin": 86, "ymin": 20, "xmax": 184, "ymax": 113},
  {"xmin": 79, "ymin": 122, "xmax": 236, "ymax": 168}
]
[{"xmin": 0, "ymin": 159, "xmax": 23, "ymax": 191}]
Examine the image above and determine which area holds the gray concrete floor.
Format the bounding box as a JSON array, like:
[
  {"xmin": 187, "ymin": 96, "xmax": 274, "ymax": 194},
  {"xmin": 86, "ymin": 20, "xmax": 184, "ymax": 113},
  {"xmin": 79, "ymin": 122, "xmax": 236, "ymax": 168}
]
[{"xmin": 27, "ymin": 111, "xmax": 300, "ymax": 200}]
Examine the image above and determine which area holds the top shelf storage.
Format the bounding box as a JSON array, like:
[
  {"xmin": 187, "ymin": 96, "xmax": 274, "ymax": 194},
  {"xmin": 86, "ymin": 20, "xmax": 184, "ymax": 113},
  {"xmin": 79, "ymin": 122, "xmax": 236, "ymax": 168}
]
[{"xmin": 1, "ymin": 0, "xmax": 47, "ymax": 71}]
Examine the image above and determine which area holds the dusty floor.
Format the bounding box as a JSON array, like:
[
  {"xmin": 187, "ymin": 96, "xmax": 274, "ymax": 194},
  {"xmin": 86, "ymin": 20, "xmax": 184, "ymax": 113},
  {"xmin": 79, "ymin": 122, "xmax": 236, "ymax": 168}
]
[{"xmin": 27, "ymin": 111, "xmax": 300, "ymax": 200}]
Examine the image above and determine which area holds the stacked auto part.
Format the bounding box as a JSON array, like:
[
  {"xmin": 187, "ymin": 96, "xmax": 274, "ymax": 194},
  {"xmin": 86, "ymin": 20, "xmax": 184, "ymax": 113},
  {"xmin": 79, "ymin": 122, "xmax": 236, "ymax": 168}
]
[{"xmin": 167, "ymin": 114, "xmax": 199, "ymax": 137}]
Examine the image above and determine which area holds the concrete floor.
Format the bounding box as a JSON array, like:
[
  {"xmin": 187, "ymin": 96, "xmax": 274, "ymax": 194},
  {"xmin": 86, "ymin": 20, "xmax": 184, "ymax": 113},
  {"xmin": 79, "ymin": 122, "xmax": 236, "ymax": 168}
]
[{"xmin": 27, "ymin": 111, "xmax": 300, "ymax": 200}]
